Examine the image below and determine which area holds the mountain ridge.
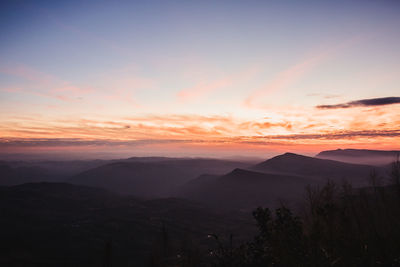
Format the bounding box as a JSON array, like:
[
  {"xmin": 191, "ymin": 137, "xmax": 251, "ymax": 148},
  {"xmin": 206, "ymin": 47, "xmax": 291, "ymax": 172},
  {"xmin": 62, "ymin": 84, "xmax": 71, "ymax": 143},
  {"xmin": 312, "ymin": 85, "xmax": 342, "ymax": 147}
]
[{"xmin": 316, "ymin": 148, "xmax": 400, "ymax": 165}]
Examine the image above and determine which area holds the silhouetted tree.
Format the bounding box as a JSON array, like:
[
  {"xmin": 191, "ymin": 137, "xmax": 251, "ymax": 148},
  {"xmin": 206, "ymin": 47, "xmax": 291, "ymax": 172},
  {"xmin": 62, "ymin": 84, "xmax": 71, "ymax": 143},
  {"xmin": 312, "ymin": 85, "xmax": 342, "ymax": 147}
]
[{"xmin": 211, "ymin": 164, "xmax": 400, "ymax": 267}]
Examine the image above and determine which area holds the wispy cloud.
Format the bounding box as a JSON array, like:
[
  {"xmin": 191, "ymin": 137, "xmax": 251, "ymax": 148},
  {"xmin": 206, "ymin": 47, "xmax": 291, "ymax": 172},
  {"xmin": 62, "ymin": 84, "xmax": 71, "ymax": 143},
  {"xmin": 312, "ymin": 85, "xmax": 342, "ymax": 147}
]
[
  {"xmin": 177, "ymin": 78, "xmax": 231, "ymax": 102},
  {"xmin": 177, "ymin": 66, "xmax": 259, "ymax": 103},
  {"xmin": 262, "ymin": 129, "xmax": 400, "ymax": 140},
  {"xmin": 0, "ymin": 64, "xmax": 93, "ymax": 102},
  {"xmin": 2, "ymin": 110, "xmax": 399, "ymax": 144},
  {"xmin": 0, "ymin": 114, "xmax": 295, "ymax": 142},
  {"xmin": 0, "ymin": 63, "xmax": 149, "ymax": 108},
  {"xmin": 0, "ymin": 87, "xmax": 22, "ymax": 93},
  {"xmin": 244, "ymin": 35, "xmax": 364, "ymax": 108},
  {"xmin": 307, "ymin": 93, "xmax": 342, "ymax": 99},
  {"xmin": 316, "ymin": 97, "xmax": 400, "ymax": 109}
]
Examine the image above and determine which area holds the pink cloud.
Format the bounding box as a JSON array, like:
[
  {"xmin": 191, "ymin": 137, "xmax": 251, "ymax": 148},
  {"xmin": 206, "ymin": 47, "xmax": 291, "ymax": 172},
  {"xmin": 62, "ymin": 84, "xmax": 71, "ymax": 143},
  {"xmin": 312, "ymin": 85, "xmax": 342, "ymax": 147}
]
[
  {"xmin": 0, "ymin": 87, "xmax": 22, "ymax": 93},
  {"xmin": 101, "ymin": 88, "xmax": 141, "ymax": 108},
  {"xmin": 177, "ymin": 66, "xmax": 259, "ymax": 103},
  {"xmin": 0, "ymin": 63, "xmax": 94, "ymax": 102},
  {"xmin": 244, "ymin": 35, "xmax": 365, "ymax": 108},
  {"xmin": 0, "ymin": 64, "xmax": 54, "ymax": 85},
  {"xmin": 177, "ymin": 78, "xmax": 231, "ymax": 102}
]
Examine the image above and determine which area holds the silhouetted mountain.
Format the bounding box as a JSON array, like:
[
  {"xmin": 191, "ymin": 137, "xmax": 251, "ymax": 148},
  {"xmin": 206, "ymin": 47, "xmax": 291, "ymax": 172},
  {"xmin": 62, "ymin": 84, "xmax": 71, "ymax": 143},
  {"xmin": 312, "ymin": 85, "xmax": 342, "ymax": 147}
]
[
  {"xmin": 1, "ymin": 157, "xmax": 196, "ymax": 186},
  {"xmin": 177, "ymin": 168, "xmax": 315, "ymax": 211},
  {"xmin": 316, "ymin": 148, "xmax": 400, "ymax": 165},
  {"xmin": 0, "ymin": 159, "xmax": 119, "ymax": 187},
  {"xmin": 252, "ymin": 152, "xmax": 382, "ymax": 186},
  {"xmin": 69, "ymin": 158, "xmax": 251, "ymax": 197},
  {"xmin": 5, "ymin": 159, "xmax": 116, "ymax": 177},
  {"xmin": 0, "ymin": 163, "xmax": 53, "ymax": 185},
  {"xmin": 0, "ymin": 182, "xmax": 254, "ymax": 267},
  {"xmin": 125, "ymin": 156, "xmax": 179, "ymax": 162},
  {"xmin": 176, "ymin": 153, "xmax": 390, "ymax": 210}
]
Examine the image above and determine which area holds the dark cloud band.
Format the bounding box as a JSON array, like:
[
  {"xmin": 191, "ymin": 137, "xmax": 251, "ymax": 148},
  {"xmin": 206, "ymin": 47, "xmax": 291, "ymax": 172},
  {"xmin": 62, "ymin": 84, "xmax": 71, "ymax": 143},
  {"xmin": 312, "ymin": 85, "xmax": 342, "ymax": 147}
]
[{"xmin": 316, "ymin": 97, "xmax": 400, "ymax": 109}]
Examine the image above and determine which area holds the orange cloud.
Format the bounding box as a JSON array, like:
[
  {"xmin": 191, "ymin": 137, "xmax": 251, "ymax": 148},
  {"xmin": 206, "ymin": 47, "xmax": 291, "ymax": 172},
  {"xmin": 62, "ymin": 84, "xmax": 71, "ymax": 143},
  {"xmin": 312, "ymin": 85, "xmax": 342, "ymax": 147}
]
[
  {"xmin": 1, "ymin": 99, "xmax": 399, "ymax": 157},
  {"xmin": 1, "ymin": 107, "xmax": 399, "ymax": 142}
]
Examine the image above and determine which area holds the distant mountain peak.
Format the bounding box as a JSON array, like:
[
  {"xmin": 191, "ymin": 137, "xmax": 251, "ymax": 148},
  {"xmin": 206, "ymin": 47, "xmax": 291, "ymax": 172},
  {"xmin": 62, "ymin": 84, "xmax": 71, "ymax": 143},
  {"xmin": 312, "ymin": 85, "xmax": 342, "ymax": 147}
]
[
  {"xmin": 283, "ymin": 152, "xmax": 300, "ymax": 156},
  {"xmin": 317, "ymin": 148, "xmax": 400, "ymax": 157},
  {"xmin": 279, "ymin": 152, "xmax": 308, "ymax": 158},
  {"xmin": 316, "ymin": 148, "xmax": 400, "ymax": 165},
  {"xmin": 260, "ymin": 152, "xmax": 318, "ymax": 165},
  {"xmin": 250, "ymin": 152, "xmax": 379, "ymax": 186}
]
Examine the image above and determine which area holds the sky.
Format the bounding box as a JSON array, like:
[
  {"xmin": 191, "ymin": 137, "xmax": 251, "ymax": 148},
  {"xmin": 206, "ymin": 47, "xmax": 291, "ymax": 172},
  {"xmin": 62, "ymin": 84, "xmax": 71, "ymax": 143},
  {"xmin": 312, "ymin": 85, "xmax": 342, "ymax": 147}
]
[{"xmin": 0, "ymin": 0, "xmax": 400, "ymax": 159}]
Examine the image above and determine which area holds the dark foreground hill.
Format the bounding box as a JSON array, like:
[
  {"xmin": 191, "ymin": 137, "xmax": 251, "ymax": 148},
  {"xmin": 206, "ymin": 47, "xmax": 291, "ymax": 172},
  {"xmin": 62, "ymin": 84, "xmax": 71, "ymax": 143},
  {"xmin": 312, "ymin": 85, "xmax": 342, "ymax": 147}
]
[
  {"xmin": 316, "ymin": 148, "xmax": 400, "ymax": 165},
  {"xmin": 0, "ymin": 182, "xmax": 255, "ymax": 267},
  {"xmin": 69, "ymin": 159, "xmax": 250, "ymax": 197}
]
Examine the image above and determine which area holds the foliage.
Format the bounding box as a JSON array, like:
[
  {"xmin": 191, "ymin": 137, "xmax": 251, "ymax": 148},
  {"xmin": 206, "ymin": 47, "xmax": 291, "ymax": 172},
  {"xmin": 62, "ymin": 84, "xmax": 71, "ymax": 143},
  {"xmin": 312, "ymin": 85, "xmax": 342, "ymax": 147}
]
[{"xmin": 209, "ymin": 157, "xmax": 400, "ymax": 267}]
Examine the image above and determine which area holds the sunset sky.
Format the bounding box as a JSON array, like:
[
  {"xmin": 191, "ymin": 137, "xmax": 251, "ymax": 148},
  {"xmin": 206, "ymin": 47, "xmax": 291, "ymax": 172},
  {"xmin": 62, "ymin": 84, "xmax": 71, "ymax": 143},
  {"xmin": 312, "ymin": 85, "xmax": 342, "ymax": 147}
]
[{"xmin": 1, "ymin": 0, "xmax": 399, "ymax": 159}]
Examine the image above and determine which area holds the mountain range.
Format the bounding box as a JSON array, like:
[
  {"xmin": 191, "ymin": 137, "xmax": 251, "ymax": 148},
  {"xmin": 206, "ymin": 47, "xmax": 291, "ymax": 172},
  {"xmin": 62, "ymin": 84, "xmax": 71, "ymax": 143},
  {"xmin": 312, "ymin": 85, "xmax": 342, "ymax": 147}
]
[
  {"xmin": 1, "ymin": 148, "xmax": 398, "ymax": 265},
  {"xmin": 176, "ymin": 152, "xmax": 387, "ymax": 210},
  {"xmin": 0, "ymin": 149, "xmax": 395, "ymax": 210}
]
